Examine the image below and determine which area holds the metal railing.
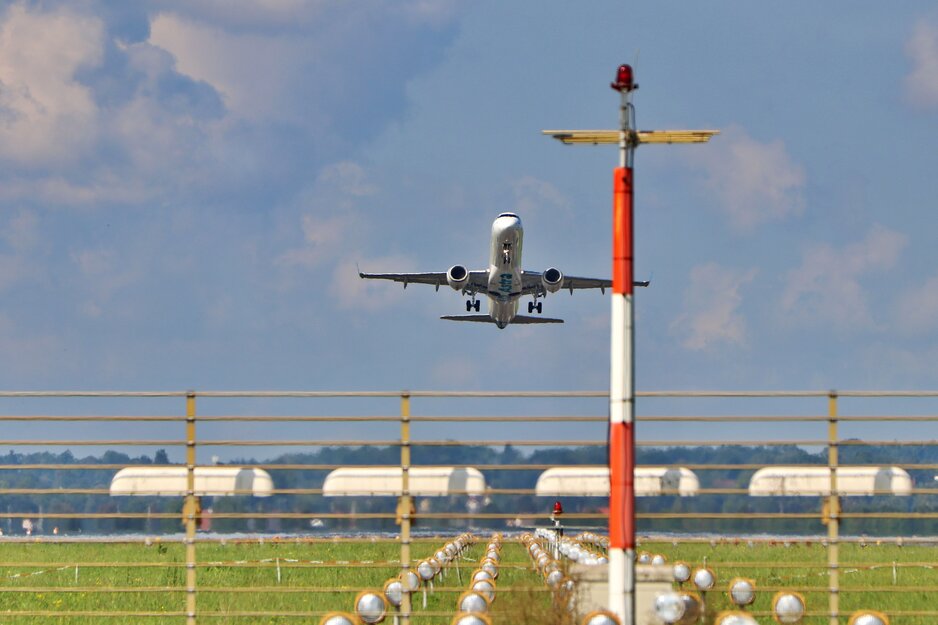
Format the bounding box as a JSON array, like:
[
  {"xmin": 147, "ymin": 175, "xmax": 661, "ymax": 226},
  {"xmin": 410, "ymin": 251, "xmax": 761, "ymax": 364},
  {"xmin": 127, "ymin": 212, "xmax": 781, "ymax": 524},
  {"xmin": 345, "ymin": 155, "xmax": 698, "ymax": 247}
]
[{"xmin": 0, "ymin": 390, "xmax": 936, "ymax": 624}]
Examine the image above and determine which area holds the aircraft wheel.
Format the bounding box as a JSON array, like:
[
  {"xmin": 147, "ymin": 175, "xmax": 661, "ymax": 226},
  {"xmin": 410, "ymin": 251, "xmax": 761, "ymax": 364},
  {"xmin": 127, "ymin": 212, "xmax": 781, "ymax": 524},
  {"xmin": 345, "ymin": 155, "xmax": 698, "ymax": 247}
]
[
  {"xmin": 466, "ymin": 300, "xmax": 473, "ymax": 312},
  {"xmin": 536, "ymin": 302, "xmax": 543, "ymax": 314},
  {"xmin": 473, "ymin": 300, "xmax": 481, "ymax": 312},
  {"xmin": 527, "ymin": 302, "xmax": 534, "ymax": 314}
]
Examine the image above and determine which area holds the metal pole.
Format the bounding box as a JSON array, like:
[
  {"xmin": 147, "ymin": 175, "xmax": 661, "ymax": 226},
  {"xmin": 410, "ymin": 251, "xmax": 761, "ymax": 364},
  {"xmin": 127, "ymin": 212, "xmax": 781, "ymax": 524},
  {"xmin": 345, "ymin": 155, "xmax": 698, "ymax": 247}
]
[
  {"xmin": 185, "ymin": 392, "xmax": 197, "ymax": 625},
  {"xmin": 828, "ymin": 391, "xmax": 839, "ymax": 625},
  {"xmin": 609, "ymin": 85, "xmax": 636, "ymax": 624},
  {"xmin": 400, "ymin": 393, "xmax": 412, "ymax": 625}
]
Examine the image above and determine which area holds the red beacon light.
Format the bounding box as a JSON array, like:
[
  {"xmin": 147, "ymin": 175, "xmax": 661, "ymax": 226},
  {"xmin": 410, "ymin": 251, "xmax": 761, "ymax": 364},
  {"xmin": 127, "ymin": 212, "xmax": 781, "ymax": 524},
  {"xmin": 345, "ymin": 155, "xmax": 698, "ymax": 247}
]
[
  {"xmin": 552, "ymin": 501, "xmax": 564, "ymax": 515},
  {"xmin": 611, "ymin": 64, "xmax": 637, "ymax": 92}
]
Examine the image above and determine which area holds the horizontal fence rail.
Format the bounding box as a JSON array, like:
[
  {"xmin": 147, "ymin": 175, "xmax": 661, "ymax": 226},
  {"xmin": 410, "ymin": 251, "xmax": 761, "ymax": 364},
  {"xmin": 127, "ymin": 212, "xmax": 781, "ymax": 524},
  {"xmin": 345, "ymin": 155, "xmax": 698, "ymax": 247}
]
[{"xmin": 0, "ymin": 390, "xmax": 935, "ymax": 624}]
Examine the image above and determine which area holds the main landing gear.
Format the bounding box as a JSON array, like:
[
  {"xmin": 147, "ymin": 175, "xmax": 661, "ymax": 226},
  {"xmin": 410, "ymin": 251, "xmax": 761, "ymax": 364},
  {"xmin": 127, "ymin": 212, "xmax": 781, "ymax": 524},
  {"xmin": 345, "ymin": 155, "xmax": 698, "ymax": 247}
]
[
  {"xmin": 466, "ymin": 299, "xmax": 480, "ymax": 312},
  {"xmin": 528, "ymin": 301, "xmax": 543, "ymax": 314}
]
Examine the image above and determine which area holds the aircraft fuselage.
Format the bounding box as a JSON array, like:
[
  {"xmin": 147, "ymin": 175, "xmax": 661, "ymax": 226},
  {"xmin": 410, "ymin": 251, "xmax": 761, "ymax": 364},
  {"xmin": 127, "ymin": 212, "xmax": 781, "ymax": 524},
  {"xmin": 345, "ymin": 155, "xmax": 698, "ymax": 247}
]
[{"xmin": 486, "ymin": 213, "xmax": 523, "ymax": 328}]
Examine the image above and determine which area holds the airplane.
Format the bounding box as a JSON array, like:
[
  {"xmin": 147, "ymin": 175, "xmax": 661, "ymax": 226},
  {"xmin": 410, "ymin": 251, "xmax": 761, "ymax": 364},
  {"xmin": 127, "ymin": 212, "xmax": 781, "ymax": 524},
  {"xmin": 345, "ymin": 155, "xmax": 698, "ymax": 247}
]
[{"xmin": 359, "ymin": 212, "xmax": 648, "ymax": 329}]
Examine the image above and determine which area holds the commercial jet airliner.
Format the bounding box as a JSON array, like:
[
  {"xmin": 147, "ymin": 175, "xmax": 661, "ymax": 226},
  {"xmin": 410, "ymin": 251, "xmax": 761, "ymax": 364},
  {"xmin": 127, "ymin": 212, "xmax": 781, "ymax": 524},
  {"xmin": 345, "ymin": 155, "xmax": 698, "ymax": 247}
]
[{"xmin": 359, "ymin": 213, "xmax": 647, "ymax": 329}]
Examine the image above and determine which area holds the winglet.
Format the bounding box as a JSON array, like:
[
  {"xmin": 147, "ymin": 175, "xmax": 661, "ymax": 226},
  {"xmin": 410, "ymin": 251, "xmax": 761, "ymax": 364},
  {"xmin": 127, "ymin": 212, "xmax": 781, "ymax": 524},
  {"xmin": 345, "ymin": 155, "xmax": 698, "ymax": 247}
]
[{"xmin": 356, "ymin": 262, "xmax": 364, "ymax": 278}]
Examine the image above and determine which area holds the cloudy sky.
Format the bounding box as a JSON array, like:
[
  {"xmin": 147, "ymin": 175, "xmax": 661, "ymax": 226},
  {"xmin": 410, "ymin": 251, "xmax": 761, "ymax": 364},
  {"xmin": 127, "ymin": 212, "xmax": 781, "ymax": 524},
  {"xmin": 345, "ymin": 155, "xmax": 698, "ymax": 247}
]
[{"xmin": 0, "ymin": 0, "xmax": 937, "ymax": 410}]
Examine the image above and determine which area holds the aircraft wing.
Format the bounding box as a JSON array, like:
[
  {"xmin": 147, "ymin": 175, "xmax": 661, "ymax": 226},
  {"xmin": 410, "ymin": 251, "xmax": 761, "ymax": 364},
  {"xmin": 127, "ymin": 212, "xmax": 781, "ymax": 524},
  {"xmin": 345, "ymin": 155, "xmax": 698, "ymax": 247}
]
[
  {"xmin": 521, "ymin": 271, "xmax": 648, "ymax": 295},
  {"xmin": 359, "ymin": 269, "xmax": 489, "ymax": 293}
]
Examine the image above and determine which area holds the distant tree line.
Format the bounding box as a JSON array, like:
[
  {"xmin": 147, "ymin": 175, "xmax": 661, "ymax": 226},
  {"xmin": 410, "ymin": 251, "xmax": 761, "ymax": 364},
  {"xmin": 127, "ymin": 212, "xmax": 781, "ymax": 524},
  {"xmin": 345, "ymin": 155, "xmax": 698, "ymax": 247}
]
[{"xmin": 0, "ymin": 444, "xmax": 932, "ymax": 536}]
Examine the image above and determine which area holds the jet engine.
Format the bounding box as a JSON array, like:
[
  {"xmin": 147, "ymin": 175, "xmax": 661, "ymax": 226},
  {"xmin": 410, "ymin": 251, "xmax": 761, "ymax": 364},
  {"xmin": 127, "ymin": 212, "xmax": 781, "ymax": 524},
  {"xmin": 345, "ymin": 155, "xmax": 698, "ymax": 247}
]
[
  {"xmin": 447, "ymin": 265, "xmax": 470, "ymax": 291},
  {"xmin": 541, "ymin": 267, "xmax": 563, "ymax": 293}
]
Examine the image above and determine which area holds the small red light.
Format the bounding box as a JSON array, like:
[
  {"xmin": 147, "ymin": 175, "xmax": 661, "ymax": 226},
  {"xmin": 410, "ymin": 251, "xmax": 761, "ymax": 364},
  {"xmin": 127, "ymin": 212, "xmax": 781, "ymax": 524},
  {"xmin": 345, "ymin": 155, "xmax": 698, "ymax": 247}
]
[
  {"xmin": 611, "ymin": 64, "xmax": 636, "ymax": 92},
  {"xmin": 553, "ymin": 501, "xmax": 564, "ymax": 515}
]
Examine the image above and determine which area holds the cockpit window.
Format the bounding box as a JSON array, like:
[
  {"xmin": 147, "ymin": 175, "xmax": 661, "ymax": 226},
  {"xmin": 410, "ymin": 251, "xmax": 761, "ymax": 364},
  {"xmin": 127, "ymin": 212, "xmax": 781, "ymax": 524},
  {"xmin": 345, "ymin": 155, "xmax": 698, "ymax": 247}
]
[{"xmin": 498, "ymin": 212, "xmax": 518, "ymax": 219}]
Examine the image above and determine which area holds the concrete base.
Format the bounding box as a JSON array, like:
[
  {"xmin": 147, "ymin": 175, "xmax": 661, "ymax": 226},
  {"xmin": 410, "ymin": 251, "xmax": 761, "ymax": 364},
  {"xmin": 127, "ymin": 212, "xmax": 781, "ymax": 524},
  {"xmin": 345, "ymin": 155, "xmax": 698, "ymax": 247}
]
[{"xmin": 571, "ymin": 563, "xmax": 673, "ymax": 625}]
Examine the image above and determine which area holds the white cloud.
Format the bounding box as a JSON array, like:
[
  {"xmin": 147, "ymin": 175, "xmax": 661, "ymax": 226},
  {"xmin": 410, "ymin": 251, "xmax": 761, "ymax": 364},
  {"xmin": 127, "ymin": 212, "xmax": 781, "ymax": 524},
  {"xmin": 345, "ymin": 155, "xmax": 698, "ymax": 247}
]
[
  {"xmin": 671, "ymin": 263, "xmax": 757, "ymax": 350},
  {"xmin": 330, "ymin": 255, "xmax": 418, "ymax": 310},
  {"xmin": 0, "ymin": 3, "xmax": 457, "ymax": 210},
  {"xmin": 512, "ymin": 176, "xmax": 570, "ymax": 217},
  {"xmin": 70, "ymin": 248, "xmax": 139, "ymax": 317},
  {"xmin": 153, "ymin": 0, "xmax": 324, "ymax": 28},
  {"xmin": 0, "ymin": 313, "xmax": 62, "ymax": 377},
  {"xmin": 0, "ymin": 4, "xmax": 104, "ymax": 166},
  {"xmin": 149, "ymin": 12, "xmax": 306, "ymax": 124},
  {"xmin": 904, "ymin": 19, "xmax": 938, "ymax": 109},
  {"xmin": 0, "ymin": 254, "xmax": 29, "ymax": 293},
  {"xmin": 781, "ymin": 225, "xmax": 907, "ymax": 330},
  {"xmin": 277, "ymin": 214, "xmax": 359, "ymax": 269},
  {"xmin": 2, "ymin": 209, "xmax": 38, "ymax": 251},
  {"xmin": 151, "ymin": 1, "xmax": 456, "ymax": 31},
  {"xmin": 0, "ymin": 5, "xmax": 227, "ymax": 205},
  {"xmin": 429, "ymin": 355, "xmax": 480, "ymax": 387},
  {"xmin": 0, "ymin": 175, "xmax": 154, "ymax": 207},
  {"xmin": 317, "ymin": 162, "xmax": 377, "ymax": 198},
  {"xmin": 276, "ymin": 161, "xmax": 376, "ymax": 270},
  {"xmin": 689, "ymin": 125, "xmax": 805, "ymax": 232},
  {"xmin": 897, "ymin": 272, "xmax": 938, "ymax": 333}
]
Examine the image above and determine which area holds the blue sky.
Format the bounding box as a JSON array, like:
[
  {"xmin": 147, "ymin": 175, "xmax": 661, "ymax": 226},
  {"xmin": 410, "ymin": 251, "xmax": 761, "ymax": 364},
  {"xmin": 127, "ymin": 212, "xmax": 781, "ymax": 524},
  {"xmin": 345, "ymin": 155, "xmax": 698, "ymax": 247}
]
[{"xmin": 1, "ymin": 0, "xmax": 937, "ymax": 404}]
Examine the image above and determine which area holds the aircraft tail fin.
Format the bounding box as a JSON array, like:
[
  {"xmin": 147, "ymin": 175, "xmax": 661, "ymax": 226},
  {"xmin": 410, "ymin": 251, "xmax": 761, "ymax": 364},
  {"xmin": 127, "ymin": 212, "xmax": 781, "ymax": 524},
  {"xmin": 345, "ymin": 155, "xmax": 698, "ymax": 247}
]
[{"xmin": 440, "ymin": 315, "xmax": 564, "ymax": 325}]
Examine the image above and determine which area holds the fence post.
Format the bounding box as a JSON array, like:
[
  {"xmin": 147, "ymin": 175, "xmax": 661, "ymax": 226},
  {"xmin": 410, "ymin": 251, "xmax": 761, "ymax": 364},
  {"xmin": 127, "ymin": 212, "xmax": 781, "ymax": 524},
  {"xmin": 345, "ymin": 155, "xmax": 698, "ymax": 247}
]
[
  {"xmin": 185, "ymin": 391, "xmax": 198, "ymax": 625},
  {"xmin": 399, "ymin": 392, "xmax": 412, "ymax": 625},
  {"xmin": 827, "ymin": 390, "xmax": 839, "ymax": 625}
]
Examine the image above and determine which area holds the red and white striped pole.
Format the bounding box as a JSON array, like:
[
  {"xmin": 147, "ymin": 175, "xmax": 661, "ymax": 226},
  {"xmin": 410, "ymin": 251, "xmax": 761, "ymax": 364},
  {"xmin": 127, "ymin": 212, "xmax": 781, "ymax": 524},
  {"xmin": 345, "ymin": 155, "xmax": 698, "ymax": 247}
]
[{"xmin": 609, "ymin": 64, "xmax": 637, "ymax": 624}]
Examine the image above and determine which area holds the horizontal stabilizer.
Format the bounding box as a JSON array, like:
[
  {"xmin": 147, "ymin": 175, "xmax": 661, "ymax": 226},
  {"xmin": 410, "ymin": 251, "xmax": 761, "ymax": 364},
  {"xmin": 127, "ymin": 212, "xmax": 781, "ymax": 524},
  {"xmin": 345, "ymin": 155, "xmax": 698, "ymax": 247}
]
[
  {"xmin": 440, "ymin": 315, "xmax": 564, "ymax": 325},
  {"xmin": 511, "ymin": 315, "xmax": 564, "ymax": 324},
  {"xmin": 440, "ymin": 315, "xmax": 494, "ymax": 323}
]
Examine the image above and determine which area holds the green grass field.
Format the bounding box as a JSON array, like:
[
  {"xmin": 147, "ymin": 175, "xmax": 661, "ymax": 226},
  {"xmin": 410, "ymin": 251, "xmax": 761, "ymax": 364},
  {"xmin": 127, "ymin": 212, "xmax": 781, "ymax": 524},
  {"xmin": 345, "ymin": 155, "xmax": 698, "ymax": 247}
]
[
  {"xmin": 640, "ymin": 540, "xmax": 938, "ymax": 624},
  {"xmin": 0, "ymin": 538, "xmax": 559, "ymax": 624},
  {"xmin": 1, "ymin": 537, "xmax": 935, "ymax": 623}
]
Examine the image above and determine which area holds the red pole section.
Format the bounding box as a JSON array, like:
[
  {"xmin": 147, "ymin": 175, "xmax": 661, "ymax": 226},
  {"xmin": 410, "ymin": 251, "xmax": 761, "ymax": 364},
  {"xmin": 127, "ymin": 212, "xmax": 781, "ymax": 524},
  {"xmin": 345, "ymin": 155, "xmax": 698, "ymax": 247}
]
[
  {"xmin": 609, "ymin": 164, "xmax": 636, "ymax": 622},
  {"xmin": 612, "ymin": 167, "xmax": 634, "ymax": 296}
]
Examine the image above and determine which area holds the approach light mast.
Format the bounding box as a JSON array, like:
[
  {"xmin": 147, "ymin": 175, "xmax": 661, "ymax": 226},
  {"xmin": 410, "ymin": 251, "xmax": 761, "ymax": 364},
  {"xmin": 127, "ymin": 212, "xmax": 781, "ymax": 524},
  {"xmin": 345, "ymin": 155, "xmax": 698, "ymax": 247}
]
[{"xmin": 544, "ymin": 65, "xmax": 718, "ymax": 625}]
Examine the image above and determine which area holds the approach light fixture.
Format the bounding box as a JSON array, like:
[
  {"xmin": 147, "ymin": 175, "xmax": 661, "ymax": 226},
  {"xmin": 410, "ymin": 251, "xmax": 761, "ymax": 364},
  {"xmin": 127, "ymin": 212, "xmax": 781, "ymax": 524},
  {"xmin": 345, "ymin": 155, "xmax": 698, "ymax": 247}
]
[
  {"xmin": 581, "ymin": 610, "xmax": 622, "ymax": 625},
  {"xmin": 672, "ymin": 561, "xmax": 692, "ymax": 583},
  {"xmin": 714, "ymin": 612, "xmax": 759, "ymax": 625},
  {"xmin": 383, "ymin": 579, "xmax": 403, "ymax": 608},
  {"xmin": 451, "ymin": 613, "xmax": 492, "ymax": 625},
  {"xmin": 417, "ymin": 560, "xmax": 435, "ymax": 582},
  {"xmin": 545, "ymin": 569, "xmax": 565, "ymax": 589},
  {"xmin": 728, "ymin": 578, "xmax": 756, "ymax": 607},
  {"xmin": 848, "ymin": 611, "xmax": 889, "ymax": 625},
  {"xmin": 651, "ymin": 554, "xmax": 668, "ymax": 566},
  {"xmin": 402, "ymin": 570, "xmax": 420, "ymax": 593},
  {"xmin": 653, "ymin": 591, "xmax": 686, "ymax": 624},
  {"xmin": 319, "ymin": 613, "xmax": 357, "ymax": 625},
  {"xmin": 472, "ymin": 569, "xmax": 493, "ymax": 583},
  {"xmin": 772, "ymin": 592, "xmax": 806, "ymax": 624},
  {"xmin": 678, "ymin": 593, "xmax": 703, "ymax": 624},
  {"xmin": 354, "ymin": 591, "xmax": 388, "ymax": 625},
  {"xmin": 692, "ymin": 567, "xmax": 716, "ymax": 591},
  {"xmin": 471, "ymin": 579, "xmax": 496, "ymax": 603},
  {"xmin": 458, "ymin": 591, "xmax": 490, "ymax": 614}
]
